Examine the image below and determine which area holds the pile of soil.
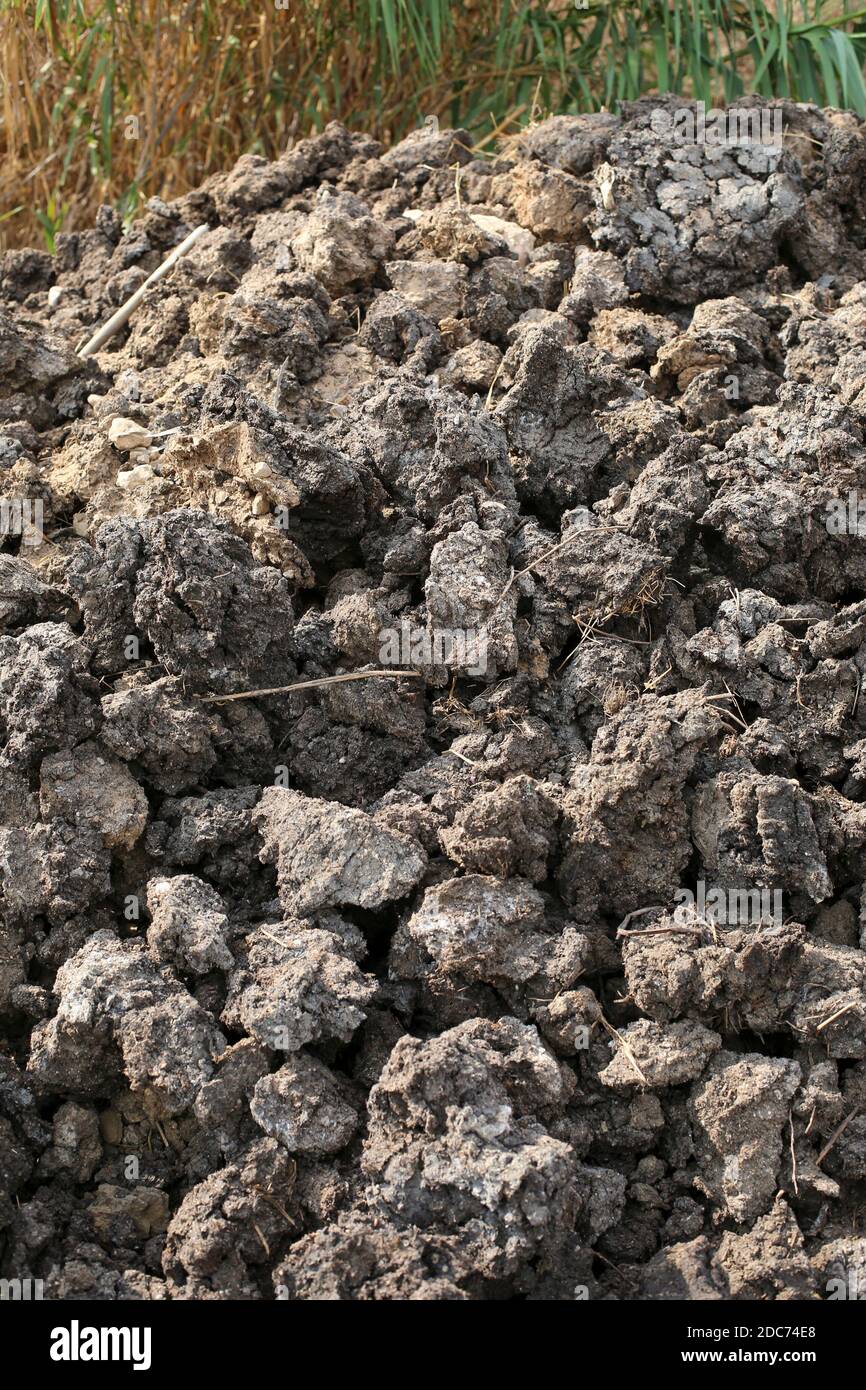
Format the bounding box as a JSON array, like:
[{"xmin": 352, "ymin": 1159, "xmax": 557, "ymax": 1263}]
[{"xmin": 1, "ymin": 95, "xmax": 866, "ymax": 1302}]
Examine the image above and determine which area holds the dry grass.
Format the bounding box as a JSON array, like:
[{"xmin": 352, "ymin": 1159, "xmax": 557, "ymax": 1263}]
[{"xmin": 2, "ymin": 0, "xmax": 866, "ymax": 249}]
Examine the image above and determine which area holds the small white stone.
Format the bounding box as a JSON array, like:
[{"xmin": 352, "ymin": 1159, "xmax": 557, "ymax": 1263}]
[
  {"xmin": 127, "ymin": 464, "xmax": 154, "ymax": 488},
  {"xmin": 108, "ymin": 417, "xmax": 152, "ymax": 451},
  {"xmin": 128, "ymin": 447, "xmax": 150, "ymax": 466},
  {"xmin": 116, "ymin": 464, "xmax": 154, "ymax": 491},
  {"xmin": 87, "ymin": 394, "xmax": 105, "ymax": 408},
  {"xmin": 251, "ymin": 492, "xmax": 270, "ymax": 516},
  {"xmin": 595, "ymin": 162, "xmax": 616, "ymax": 212},
  {"xmin": 72, "ymin": 513, "xmax": 89, "ymax": 538},
  {"xmin": 469, "ymin": 213, "xmax": 536, "ymax": 264},
  {"xmin": 252, "ymin": 460, "xmax": 274, "ymax": 479},
  {"xmin": 48, "ymin": 286, "xmax": 64, "ymax": 308}
]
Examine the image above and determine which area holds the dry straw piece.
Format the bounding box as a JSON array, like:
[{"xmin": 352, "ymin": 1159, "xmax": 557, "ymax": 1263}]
[
  {"xmin": 77, "ymin": 223, "xmax": 211, "ymax": 357},
  {"xmin": 201, "ymin": 669, "xmax": 423, "ymax": 704}
]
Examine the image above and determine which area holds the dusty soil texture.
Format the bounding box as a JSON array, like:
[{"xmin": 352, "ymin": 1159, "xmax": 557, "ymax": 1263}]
[{"xmin": 2, "ymin": 96, "xmax": 866, "ymax": 1302}]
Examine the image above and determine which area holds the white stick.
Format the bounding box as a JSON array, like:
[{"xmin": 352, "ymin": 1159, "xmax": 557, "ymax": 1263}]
[{"xmin": 77, "ymin": 222, "xmax": 211, "ymax": 358}]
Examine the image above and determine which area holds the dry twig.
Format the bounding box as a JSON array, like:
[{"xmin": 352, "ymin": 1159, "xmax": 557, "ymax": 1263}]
[
  {"xmin": 201, "ymin": 670, "xmax": 422, "ymax": 704},
  {"xmin": 77, "ymin": 223, "xmax": 210, "ymax": 356}
]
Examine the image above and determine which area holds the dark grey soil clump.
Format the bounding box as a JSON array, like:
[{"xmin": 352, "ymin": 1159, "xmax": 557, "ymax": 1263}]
[{"xmin": 1, "ymin": 96, "xmax": 866, "ymax": 1301}]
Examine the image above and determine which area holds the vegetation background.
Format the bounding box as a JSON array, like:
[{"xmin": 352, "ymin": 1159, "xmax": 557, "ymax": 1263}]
[{"xmin": 3, "ymin": 0, "xmax": 866, "ymax": 249}]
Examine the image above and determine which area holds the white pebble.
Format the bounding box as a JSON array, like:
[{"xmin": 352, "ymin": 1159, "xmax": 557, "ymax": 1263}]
[
  {"xmin": 108, "ymin": 417, "xmax": 152, "ymax": 451},
  {"xmin": 116, "ymin": 464, "xmax": 154, "ymax": 491}
]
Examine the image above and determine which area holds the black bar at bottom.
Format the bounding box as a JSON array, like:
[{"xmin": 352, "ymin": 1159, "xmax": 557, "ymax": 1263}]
[{"xmin": 1, "ymin": 1294, "xmax": 859, "ymax": 1377}]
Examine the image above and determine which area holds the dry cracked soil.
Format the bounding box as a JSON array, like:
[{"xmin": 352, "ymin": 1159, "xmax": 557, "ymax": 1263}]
[{"xmin": 1, "ymin": 95, "xmax": 866, "ymax": 1302}]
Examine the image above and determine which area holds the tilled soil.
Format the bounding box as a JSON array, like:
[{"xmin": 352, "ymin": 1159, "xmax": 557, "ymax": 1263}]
[{"xmin": 1, "ymin": 95, "xmax": 866, "ymax": 1301}]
